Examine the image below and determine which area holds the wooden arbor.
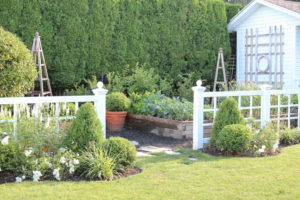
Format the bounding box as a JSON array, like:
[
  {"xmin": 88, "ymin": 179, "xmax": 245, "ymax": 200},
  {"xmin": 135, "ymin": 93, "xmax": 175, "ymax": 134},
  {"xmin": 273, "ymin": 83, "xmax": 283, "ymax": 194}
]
[{"xmin": 30, "ymin": 32, "xmax": 53, "ymax": 96}]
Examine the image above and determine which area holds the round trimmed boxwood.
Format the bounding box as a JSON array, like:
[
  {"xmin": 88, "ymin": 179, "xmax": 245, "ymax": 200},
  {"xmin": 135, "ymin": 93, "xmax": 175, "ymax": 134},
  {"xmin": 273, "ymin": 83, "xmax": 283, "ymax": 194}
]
[
  {"xmin": 106, "ymin": 92, "xmax": 131, "ymax": 111},
  {"xmin": 102, "ymin": 137, "xmax": 136, "ymax": 171},
  {"xmin": 210, "ymin": 97, "xmax": 245, "ymax": 146},
  {"xmin": 216, "ymin": 124, "xmax": 252, "ymax": 154},
  {"xmin": 0, "ymin": 27, "xmax": 37, "ymax": 97},
  {"xmin": 65, "ymin": 102, "xmax": 104, "ymax": 152}
]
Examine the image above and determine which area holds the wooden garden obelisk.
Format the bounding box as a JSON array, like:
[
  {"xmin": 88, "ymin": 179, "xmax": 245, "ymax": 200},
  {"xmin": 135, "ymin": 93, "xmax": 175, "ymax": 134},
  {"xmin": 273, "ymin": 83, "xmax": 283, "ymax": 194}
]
[
  {"xmin": 30, "ymin": 32, "xmax": 53, "ymax": 96},
  {"xmin": 213, "ymin": 48, "xmax": 228, "ymax": 91}
]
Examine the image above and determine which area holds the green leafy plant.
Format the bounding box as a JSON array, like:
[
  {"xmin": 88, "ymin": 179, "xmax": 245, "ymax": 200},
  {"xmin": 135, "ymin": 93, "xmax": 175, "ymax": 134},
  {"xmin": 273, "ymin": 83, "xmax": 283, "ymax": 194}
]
[
  {"xmin": 0, "ymin": 139, "xmax": 26, "ymax": 173},
  {"xmin": 65, "ymin": 103, "xmax": 104, "ymax": 152},
  {"xmin": 0, "ymin": 27, "xmax": 37, "ymax": 97},
  {"xmin": 79, "ymin": 146, "xmax": 115, "ymax": 180},
  {"xmin": 280, "ymin": 128, "xmax": 300, "ymax": 145},
  {"xmin": 177, "ymin": 72, "xmax": 195, "ymax": 102},
  {"xmin": 106, "ymin": 92, "xmax": 131, "ymax": 111},
  {"xmin": 102, "ymin": 137, "xmax": 136, "ymax": 172},
  {"xmin": 131, "ymin": 91, "xmax": 193, "ymax": 121},
  {"xmin": 216, "ymin": 124, "xmax": 252, "ymax": 154},
  {"xmin": 251, "ymin": 123, "xmax": 279, "ymax": 154},
  {"xmin": 16, "ymin": 117, "xmax": 66, "ymax": 156},
  {"xmin": 210, "ymin": 97, "xmax": 245, "ymax": 146}
]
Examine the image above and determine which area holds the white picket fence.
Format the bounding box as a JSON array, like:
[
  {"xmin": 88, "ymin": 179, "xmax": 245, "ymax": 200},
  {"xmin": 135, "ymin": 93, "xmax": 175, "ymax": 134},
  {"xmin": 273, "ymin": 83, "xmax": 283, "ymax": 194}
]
[
  {"xmin": 192, "ymin": 80, "xmax": 300, "ymax": 150},
  {"xmin": 0, "ymin": 82, "xmax": 108, "ymax": 139}
]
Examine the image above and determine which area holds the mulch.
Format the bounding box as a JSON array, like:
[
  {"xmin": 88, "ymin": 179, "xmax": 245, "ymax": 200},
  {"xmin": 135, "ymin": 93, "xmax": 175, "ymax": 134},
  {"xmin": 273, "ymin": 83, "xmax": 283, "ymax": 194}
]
[
  {"xmin": 0, "ymin": 167, "xmax": 142, "ymax": 185},
  {"xmin": 107, "ymin": 126, "xmax": 192, "ymax": 150}
]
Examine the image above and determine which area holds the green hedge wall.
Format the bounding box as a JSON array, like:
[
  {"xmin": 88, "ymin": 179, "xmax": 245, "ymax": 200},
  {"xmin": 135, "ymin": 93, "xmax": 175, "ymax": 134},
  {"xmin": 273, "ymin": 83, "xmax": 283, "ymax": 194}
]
[
  {"xmin": 0, "ymin": 0, "xmax": 231, "ymax": 92},
  {"xmin": 225, "ymin": 3, "xmax": 243, "ymax": 23}
]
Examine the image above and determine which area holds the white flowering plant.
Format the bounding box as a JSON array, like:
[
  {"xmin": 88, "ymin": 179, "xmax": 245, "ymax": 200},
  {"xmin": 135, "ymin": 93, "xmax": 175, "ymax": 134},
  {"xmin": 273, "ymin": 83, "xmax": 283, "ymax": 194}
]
[
  {"xmin": 51, "ymin": 150, "xmax": 80, "ymax": 180},
  {"xmin": 250, "ymin": 122, "xmax": 279, "ymax": 155}
]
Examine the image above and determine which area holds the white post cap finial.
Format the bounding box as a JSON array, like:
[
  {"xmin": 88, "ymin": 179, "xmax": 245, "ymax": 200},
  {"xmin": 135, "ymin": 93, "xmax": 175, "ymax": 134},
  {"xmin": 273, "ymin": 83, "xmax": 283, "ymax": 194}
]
[
  {"xmin": 92, "ymin": 81, "xmax": 108, "ymax": 95},
  {"xmin": 97, "ymin": 81, "xmax": 104, "ymax": 89},
  {"xmin": 196, "ymin": 80, "xmax": 202, "ymax": 87}
]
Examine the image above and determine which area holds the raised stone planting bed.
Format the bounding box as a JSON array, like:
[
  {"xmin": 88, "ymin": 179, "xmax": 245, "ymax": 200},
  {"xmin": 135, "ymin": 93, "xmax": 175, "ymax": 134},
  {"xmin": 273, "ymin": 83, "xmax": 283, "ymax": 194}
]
[{"xmin": 126, "ymin": 114, "xmax": 212, "ymax": 139}]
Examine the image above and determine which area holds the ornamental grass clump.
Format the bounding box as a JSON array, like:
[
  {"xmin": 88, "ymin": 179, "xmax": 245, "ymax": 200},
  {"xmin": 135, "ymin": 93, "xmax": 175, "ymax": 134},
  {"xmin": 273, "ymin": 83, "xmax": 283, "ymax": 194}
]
[
  {"xmin": 79, "ymin": 146, "xmax": 115, "ymax": 180},
  {"xmin": 210, "ymin": 97, "xmax": 245, "ymax": 146},
  {"xmin": 65, "ymin": 103, "xmax": 104, "ymax": 152}
]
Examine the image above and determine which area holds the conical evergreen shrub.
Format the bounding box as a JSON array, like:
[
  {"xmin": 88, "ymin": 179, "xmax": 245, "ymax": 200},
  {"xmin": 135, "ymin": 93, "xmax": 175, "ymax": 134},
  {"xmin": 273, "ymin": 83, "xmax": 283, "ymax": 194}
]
[
  {"xmin": 65, "ymin": 103, "xmax": 104, "ymax": 152},
  {"xmin": 210, "ymin": 97, "xmax": 245, "ymax": 146}
]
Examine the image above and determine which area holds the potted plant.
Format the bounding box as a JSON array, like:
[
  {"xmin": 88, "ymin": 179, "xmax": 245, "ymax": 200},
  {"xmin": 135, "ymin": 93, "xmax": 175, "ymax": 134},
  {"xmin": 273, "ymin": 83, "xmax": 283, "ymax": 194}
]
[{"xmin": 106, "ymin": 92, "xmax": 131, "ymax": 131}]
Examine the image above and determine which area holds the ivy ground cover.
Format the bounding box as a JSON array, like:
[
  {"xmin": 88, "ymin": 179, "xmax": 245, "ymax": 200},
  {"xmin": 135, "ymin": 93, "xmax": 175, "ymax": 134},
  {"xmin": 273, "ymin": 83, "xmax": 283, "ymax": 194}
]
[{"xmin": 1, "ymin": 145, "xmax": 300, "ymax": 200}]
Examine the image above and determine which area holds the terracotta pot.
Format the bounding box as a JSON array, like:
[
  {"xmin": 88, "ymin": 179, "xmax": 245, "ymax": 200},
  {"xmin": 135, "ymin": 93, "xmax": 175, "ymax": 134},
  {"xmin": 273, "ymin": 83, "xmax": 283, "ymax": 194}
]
[{"xmin": 106, "ymin": 110, "xmax": 128, "ymax": 131}]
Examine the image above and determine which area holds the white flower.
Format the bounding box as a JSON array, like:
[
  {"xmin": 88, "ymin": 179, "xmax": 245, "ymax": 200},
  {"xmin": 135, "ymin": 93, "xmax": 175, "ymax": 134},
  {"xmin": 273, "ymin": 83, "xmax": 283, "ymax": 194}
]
[
  {"xmin": 22, "ymin": 175, "xmax": 26, "ymax": 180},
  {"xmin": 69, "ymin": 167, "xmax": 75, "ymax": 174},
  {"xmin": 58, "ymin": 147, "xmax": 67, "ymax": 153},
  {"xmin": 0, "ymin": 168, "xmax": 2, "ymax": 172},
  {"xmin": 73, "ymin": 159, "xmax": 79, "ymax": 165},
  {"xmin": 1, "ymin": 136, "xmax": 9, "ymax": 145},
  {"xmin": 32, "ymin": 171, "xmax": 42, "ymax": 182},
  {"xmin": 273, "ymin": 140, "xmax": 279, "ymax": 152},
  {"xmin": 69, "ymin": 163, "xmax": 75, "ymax": 174},
  {"xmin": 60, "ymin": 156, "xmax": 66, "ymax": 164},
  {"xmin": 15, "ymin": 177, "xmax": 22, "ymax": 183},
  {"xmin": 34, "ymin": 160, "xmax": 38, "ymax": 165},
  {"xmin": 76, "ymin": 153, "xmax": 79, "ymax": 157},
  {"xmin": 25, "ymin": 149, "xmax": 33, "ymax": 157},
  {"xmin": 258, "ymin": 145, "xmax": 266, "ymax": 153},
  {"xmin": 53, "ymin": 168, "xmax": 60, "ymax": 181}
]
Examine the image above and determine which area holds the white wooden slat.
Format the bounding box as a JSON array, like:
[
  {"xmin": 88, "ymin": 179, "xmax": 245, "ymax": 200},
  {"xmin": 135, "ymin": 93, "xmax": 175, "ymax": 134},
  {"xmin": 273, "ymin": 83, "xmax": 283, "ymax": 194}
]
[
  {"xmin": 0, "ymin": 95, "xmax": 97, "ymax": 105},
  {"xmin": 288, "ymin": 94, "xmax": 291, "ymax": 128},
  {"xmin": 13, "ymin": 104, "xmax": 17, "ymax": 140}
]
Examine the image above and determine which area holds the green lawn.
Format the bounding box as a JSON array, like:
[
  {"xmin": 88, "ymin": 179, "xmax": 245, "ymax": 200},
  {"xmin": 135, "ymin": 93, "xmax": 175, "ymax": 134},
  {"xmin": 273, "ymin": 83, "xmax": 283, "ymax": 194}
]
[{"xmin": 1, "ymin": 145, "xmax": 300, "ymax": 200}]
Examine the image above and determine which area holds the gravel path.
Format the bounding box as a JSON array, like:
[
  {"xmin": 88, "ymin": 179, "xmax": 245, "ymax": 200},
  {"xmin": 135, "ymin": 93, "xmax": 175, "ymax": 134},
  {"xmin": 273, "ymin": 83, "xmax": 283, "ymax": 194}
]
[{"xmin": 107, "ymin": 126, "xmax": 192, "ymax": 150}]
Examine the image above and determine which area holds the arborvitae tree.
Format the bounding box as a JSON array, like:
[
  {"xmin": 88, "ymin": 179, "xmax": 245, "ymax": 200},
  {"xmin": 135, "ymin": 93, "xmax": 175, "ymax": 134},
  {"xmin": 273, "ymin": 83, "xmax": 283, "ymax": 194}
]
[
  {"xmin": 65, "ymin": 103, "xmax": 104, "ymax": 152},
  {"xmin": 0, "ymin": 0, "xmax": 232, "ymax": 92}
]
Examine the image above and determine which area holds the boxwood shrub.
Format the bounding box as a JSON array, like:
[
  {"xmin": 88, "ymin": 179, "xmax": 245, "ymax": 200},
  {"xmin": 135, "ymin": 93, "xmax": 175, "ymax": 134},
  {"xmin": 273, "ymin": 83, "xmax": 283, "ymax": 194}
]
[
  {"xmin": 216, "ymin": 124, "xmax": 252, "ymax": 154},
  {"xmin": 102, "ymin": 137, "xmax": 136, "ymax": 172},
  {"xmin": 0, "ymin": 27, "xmax": 37, "ymax": 97},
  {"xmin": 106, "ymin": 92, "xmax": 131, "ymax": 112}
]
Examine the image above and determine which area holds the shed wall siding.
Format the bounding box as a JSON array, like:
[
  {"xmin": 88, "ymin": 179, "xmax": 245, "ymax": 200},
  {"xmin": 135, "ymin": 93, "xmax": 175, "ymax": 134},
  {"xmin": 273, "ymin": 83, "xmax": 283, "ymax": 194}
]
[
  {"xmin": 296, "ymin": 26, "xmax": 300, "ymax": 88},
  {"xmin": 235, "ymin": 5, "xmax": 298, "ymax": 88}
]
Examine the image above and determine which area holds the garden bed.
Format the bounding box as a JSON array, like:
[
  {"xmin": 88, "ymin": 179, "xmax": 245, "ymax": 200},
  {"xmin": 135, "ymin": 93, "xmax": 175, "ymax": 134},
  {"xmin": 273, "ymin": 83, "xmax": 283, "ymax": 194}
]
[
  {"xmin": 126, "ymin": 114, "xmax": 212, "ymax": 139},
  {"xmin": 0, "ymin": 167, "xmax": 142, "ymax": 185},
  {"xmin": 200, "ymin": 144, "xmax": 281, "ymax": 157}
]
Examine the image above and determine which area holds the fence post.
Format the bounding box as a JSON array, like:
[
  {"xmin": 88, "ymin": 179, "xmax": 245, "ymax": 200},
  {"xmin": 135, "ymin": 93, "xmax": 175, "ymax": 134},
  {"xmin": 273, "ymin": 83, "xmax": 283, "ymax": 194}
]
[
  {"xmin": 192, "ymin": 80, "xmax": 206, "ymax": 150},
  {"xmin": 260, "ymin": 84, "xmax": 272, "ymax": 127},
  {"xmin": 92, "ymin": 82, "xmax": 108, "ymax": 138}
]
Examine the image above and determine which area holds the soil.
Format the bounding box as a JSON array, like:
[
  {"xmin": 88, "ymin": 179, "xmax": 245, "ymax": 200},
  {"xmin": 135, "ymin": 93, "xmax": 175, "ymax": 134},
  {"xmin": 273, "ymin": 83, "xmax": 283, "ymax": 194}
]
[
  {"xmin": 0, "ymin": 167, "xmax": 141, "ymax": 184},
  {"xmin": 107, "ymin": 126, "xmax": 192, "ymax": 150}
]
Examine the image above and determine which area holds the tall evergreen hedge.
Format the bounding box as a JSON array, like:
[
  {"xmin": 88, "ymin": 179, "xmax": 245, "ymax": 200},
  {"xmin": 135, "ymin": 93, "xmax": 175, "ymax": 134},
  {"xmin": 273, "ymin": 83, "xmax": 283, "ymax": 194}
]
[{"xmin": 0, "ymin": 0, "xmax": 231, "ymax": 92}]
